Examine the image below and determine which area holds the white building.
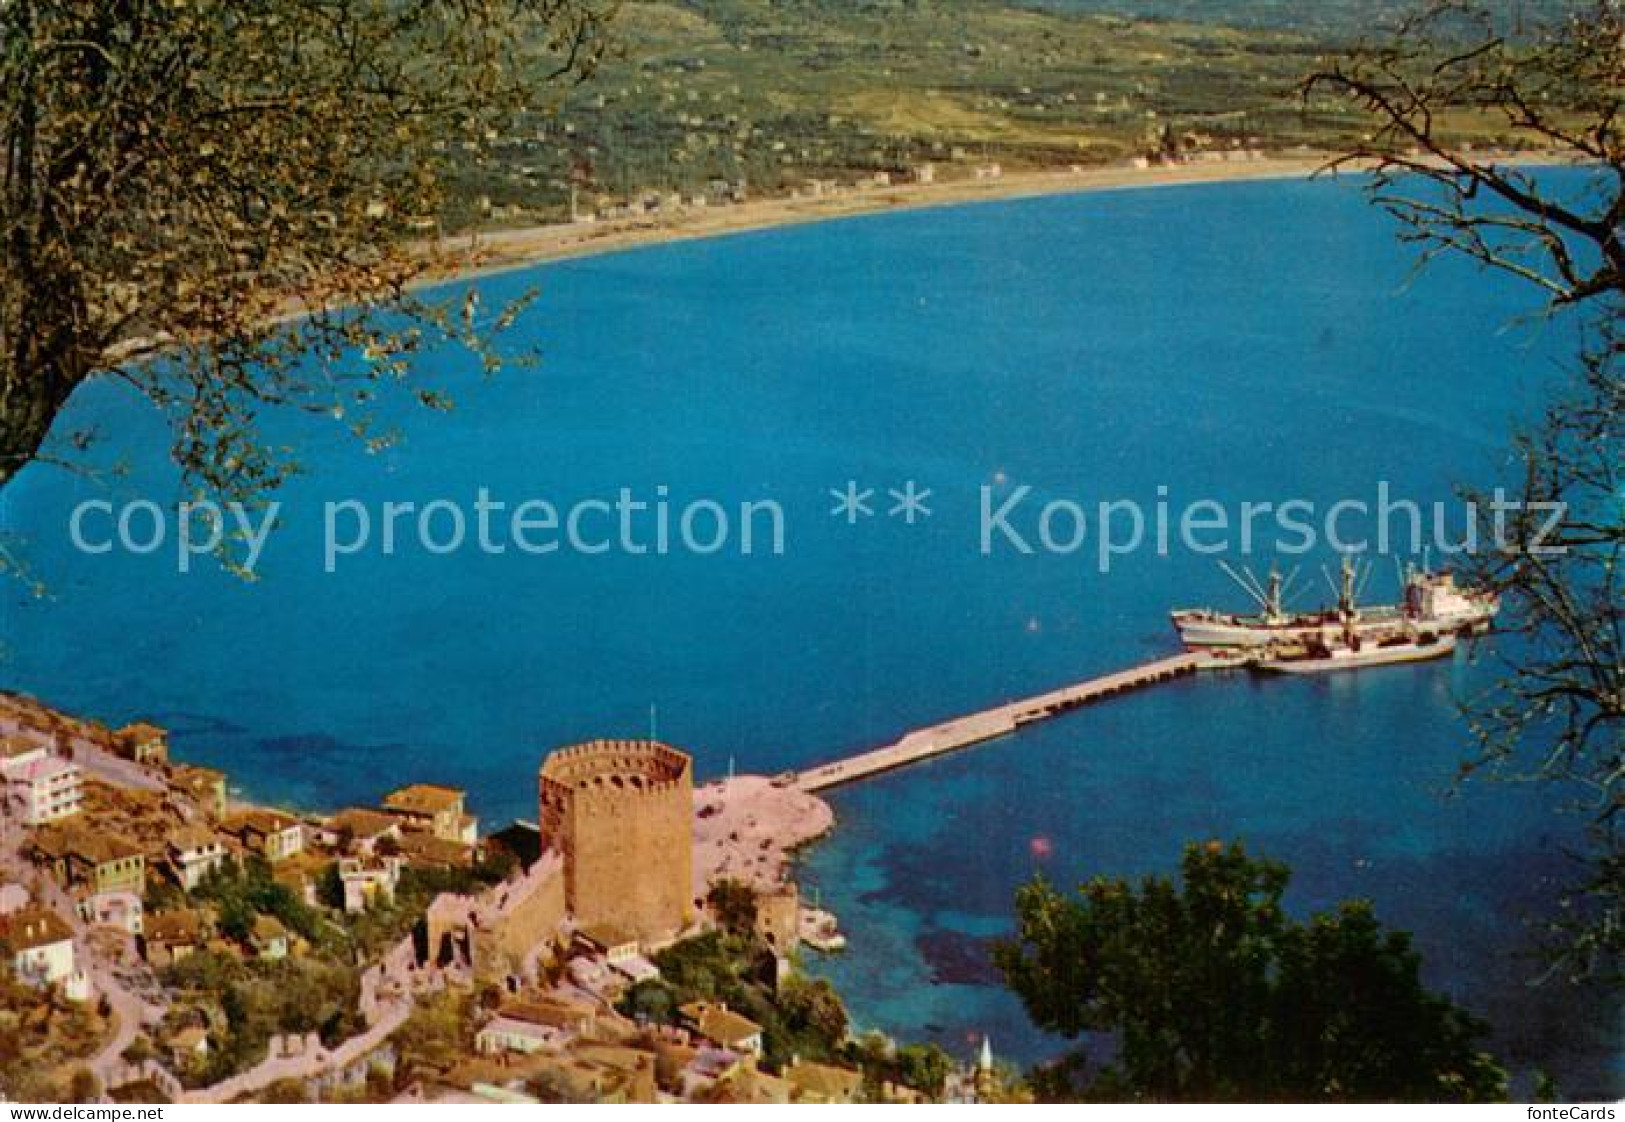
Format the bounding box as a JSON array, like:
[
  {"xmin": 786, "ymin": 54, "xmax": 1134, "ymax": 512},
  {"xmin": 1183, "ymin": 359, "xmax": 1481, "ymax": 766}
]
[
  {"xmin": 680, "ymin": 1001, "xmax": 764, "ymax": 1057},
  {"xmin": 221, "ymin": 809, "xmax": 305, "ymax": 863},
  {"xmin": 2, "ymin": 906, "xmax": 88, "ymax": 999},
  {"xmin": 476, "ymin": 1014, "xmax": 567, "ymax": 1056},
  {"xmin": 77, "ymin": 888, "xmax": 143, "ymax": 936},
  {"xmin": 166, "ymin": 824, "xmax": 227, "ymax": 890},
  {"xmin": 2, "ymin": 745, "xmax": 84, "ymax": 825},
  {"xmin": 325, "ymin": 808, "xmax": 402, "ymax": 857},
  {"xmin": 338, "ymin": 855, "xmax": 403, "ymax": 914},
  {"xmin": 475, "ymin": 998, "xmax": 595, "ymax": 1056},
  {"xmin": 250, "ymin": 915, "xmax": 290, "ymax": 961},
  {"xmin": 575, "ymin": 925, "xmax": 640, "ymax": 966}
]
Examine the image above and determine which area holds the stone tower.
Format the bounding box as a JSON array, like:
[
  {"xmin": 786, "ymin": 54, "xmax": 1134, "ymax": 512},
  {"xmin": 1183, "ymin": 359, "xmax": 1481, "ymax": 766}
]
[{"xmin": 538, "ymin": 739, "xmax": 694, "ymax": 944}]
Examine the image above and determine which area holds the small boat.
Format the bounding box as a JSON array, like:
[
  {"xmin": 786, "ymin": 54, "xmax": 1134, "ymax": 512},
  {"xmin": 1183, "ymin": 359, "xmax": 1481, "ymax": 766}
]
[
  {"xmin": 799, "ymin": 907, "xmax": 847, "ymax": 952},
  {"xmin": 1256, "ymin": 631, "xmax": 1457, "ymax": 674}
]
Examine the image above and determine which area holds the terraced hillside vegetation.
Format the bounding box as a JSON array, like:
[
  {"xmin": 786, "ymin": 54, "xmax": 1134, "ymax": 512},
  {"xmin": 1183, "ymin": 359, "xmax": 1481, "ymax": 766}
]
[{"xmin": 439, "ymin": 0, "xmax": 1549, "ymax": 228}]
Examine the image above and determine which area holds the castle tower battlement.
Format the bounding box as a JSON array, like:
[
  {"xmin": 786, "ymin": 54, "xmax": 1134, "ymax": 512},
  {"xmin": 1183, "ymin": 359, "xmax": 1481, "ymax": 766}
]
[{"xmin": 538, "ymin": 739, "xmax": 694, "ymax": 943}]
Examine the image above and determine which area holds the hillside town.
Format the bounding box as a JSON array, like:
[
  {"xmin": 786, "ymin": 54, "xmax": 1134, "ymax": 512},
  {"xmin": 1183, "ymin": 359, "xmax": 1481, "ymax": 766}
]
[{"xmin": 0, "ymin": 692, "xmax": 1011, "ymax": 1104}]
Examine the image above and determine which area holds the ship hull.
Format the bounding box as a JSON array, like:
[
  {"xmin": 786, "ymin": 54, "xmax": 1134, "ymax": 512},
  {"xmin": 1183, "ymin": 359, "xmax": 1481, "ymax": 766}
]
[
  {"xmin": 1257, "ymin": 634, "xmax": 1457, "ymax": 674},
  {"xmin": 1170, "ymin": 607, "xmax": 1491, "ymax": 649}
]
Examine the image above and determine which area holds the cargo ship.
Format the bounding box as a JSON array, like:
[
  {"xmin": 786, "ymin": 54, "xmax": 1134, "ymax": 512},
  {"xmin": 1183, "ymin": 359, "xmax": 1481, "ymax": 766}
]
[{"xmin": 1170, "ymin": 557, "xmax": 1497, "ymax": 650}]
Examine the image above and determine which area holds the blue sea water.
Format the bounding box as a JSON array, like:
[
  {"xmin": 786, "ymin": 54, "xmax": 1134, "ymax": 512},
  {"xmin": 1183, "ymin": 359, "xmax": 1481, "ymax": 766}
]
[{"xmin": 2, "ymin": 174, "xmax": 1618, "ymax": 1094}]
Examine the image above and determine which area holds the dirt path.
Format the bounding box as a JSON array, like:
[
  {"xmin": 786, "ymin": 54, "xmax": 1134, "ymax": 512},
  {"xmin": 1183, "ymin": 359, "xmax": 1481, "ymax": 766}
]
[
  {"xmin": 0, "ymin": 802, "xmax": 166, "ymax": 1096},
  {"xmin": 180, "ymin": 920, "xmax": 461, "ymax": 1102}
]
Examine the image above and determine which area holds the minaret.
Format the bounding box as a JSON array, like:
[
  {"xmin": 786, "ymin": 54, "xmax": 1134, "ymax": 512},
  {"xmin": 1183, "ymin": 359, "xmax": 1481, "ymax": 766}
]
[{"xmin": 974, "ymin": 1034, "xmax": 995, "ymax": 1100}]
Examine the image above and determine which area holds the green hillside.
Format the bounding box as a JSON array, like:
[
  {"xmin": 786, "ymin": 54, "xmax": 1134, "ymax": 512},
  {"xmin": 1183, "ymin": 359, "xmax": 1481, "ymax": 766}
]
[
  {"xmin": 441, "ymin": 0, "xmax": 1540, "ymax": 227},
  {"xmin": 1018, "ymin": 0, "xmax": 1575, "ymax": 35}
]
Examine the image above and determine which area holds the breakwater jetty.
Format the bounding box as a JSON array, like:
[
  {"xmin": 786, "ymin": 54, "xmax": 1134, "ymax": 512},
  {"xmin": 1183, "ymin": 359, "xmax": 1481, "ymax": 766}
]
[{"xmin": 795, "ymin": 650, "xmax": 1234, "ymax": 792}]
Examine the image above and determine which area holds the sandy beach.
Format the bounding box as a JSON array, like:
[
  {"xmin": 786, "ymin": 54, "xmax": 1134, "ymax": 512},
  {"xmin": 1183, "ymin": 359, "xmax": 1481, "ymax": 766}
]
[{"xmin": 417, "ymin": 153, "xmax": 1338, "ymax": 285}]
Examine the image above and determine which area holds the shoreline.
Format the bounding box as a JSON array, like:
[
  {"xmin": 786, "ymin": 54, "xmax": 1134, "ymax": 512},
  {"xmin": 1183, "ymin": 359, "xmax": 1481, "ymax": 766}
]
[
  {"xmin": 693, "ymin": 774, "xmax": 837, "ymax": 896},
  {"xmin": 404, "ymin": 146, "xmax": 1582, "ymax": 289},
  {"xmin": 221, "ymin": 147, "xmax": 1574, "ymax": 340},
  {"xmin": 413, "ymin": 153, "xmax": 1341, "ymax": 286}
]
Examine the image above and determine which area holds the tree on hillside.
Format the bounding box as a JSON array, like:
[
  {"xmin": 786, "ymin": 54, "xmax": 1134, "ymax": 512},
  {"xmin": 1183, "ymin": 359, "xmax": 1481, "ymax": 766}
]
[
  {"xmin": 845, "ymin": 1033, "xmax": 957, "ymax": 1099},
  {"xmin": 1305, "ymin": 0, "xmax": 1622, "ymax": 983},
  {"xmin": 1304, "ymin": 1, "xmax": 1621, "ymax": 306},
  {"xmin": 67, "ymin": 1068, "xmax": 98, "ymax": 1104},
  {"xmin": 994, "ymin": 842, "xmax": 1508, "ymax": 1102},
  {"xmin": 1, "ymin": 0, "xmax": 612, "ymax": 545},
  {"xmin": 776, "ymin": 974, "xmax": 848, "ymax": 1045},
  {"xmin": 707, "ymin": 877, "xmax": 760, "ymax": 936}
]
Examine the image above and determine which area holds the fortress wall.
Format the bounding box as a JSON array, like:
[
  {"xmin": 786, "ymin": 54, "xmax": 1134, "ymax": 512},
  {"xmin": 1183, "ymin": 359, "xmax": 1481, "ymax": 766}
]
[{"xmin": 475, "ymin": 855, "xmax": 568, "ymax": 982}]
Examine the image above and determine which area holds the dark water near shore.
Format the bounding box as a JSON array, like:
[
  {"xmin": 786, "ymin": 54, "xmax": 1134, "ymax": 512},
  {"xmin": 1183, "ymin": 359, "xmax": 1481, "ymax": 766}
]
[{"xmin": 3, "ymin": 174, "xmax": 1618, "ymax": 1094}]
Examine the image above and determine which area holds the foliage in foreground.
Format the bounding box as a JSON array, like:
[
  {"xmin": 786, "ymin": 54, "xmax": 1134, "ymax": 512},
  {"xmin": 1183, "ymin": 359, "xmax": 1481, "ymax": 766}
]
[
  {"xmin": 632, "ymin": 928, "xmax": 851, "ymax": 1070},
  {"xmin": 0, "ymin": 960, "xmax": 112, "ymax": 1102},
  {"xmin": 0, "ymin": 0, "xmax": 611, "ymax": 547},
  {"xmin": 995, "ymin": 841, "xmax": 1508, "ymax": 1102},
  {"xmin": 1308, "ymin": 0, "xmax": 1623, "ymax": 984},
  {"xmin": 159, "ymin": 951, "xmax": 364, "ymax": 1088},
  {"xmin": 622, "ymin": 897, "xmax": 953, "ymax": 1099}
]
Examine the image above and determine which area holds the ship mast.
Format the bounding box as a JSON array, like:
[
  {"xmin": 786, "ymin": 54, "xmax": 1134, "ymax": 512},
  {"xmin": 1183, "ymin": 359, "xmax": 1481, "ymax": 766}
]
[
  {"xmin": 1340, "ymin": 554, "xmax": 1357, "ymax": 620},
  {"xmin": 1322, "ymin": 554, "xmax": 1361, "ymax": 622},
  {"xmin": 1265, "ymin": 564, "xmax": 1284, "ymax": 622},
  {"xmin": 1217, "ymin": 560, "xmax": 1298, "ymax": 622}
]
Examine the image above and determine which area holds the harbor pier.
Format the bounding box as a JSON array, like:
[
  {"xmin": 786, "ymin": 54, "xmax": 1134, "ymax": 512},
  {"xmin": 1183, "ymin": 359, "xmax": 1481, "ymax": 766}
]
[{"xmin": 795, "ymin": 650, "xmax": 1234, "ymax": 793}]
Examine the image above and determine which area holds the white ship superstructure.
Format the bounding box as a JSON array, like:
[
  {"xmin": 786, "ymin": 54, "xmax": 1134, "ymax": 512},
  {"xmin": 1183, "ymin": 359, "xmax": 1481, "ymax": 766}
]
[{"xmin": 1170, "ymin": 558, "xmax": 1496, "ymax": 651}]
